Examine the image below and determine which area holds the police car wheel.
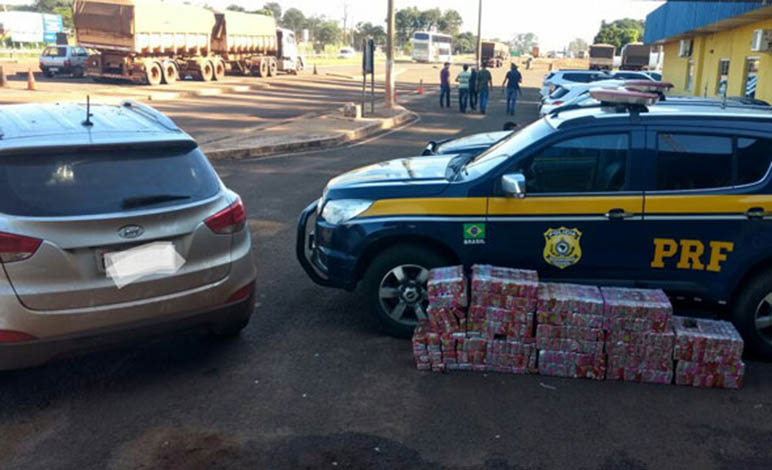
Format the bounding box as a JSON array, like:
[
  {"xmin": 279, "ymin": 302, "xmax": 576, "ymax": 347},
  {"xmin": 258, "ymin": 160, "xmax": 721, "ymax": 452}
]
[
  {"xmin": 362, "ymin": 245, "xmax": 450, "ymax": 338},
  {"xmin": 732, "ymin": 271, "xmax": 772, "ymax": 359}
]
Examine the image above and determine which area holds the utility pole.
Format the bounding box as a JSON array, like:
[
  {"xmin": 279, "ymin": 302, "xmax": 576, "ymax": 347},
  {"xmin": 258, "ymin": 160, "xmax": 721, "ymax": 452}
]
[
  {"xmin": 475, "ymin": 0, "xmax": 483, "ymax": 69},
  {"xmin": 385, "ymin": 0, "xmax": 395, "ymax": 109}
]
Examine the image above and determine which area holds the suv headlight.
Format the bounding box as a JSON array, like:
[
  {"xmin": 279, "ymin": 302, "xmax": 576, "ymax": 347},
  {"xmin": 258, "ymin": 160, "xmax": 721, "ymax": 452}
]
[{"xmin": 320, "ymin": 199, "xmax": 373, "ymax": 225}]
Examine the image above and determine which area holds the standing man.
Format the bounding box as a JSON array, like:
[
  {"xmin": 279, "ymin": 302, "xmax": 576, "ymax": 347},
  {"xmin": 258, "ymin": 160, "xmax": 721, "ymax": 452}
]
[
  {"xmin": 439, "ymin": 62, "xmax": 451, "ymax": 108},
  {"xmin": 469, "ymin": 66, "xmax": 478, "ymax": 110},
  {"xmin": 502, "ymin": 63, "xmax": 523, "ymax": 116},
  {"xmin": 476, "ymin": 62, "xmax": 493, "ymax": 115},
  {"xmin": 456, "ymin": 64, "xmax": 471, "ymax": 113}
]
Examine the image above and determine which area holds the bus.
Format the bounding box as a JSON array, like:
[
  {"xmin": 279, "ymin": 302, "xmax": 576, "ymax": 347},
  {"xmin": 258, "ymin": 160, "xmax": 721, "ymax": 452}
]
[{"xmin": 412, "ymin": 32, "xmax": 452, "ymax": 63}]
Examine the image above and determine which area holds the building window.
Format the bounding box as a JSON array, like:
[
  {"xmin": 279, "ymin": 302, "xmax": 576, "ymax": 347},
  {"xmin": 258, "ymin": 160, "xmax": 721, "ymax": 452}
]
[
  {"xmin": 686, "ymin": 60, "xmax": 695, "ymax": 92},
  {"xmin": 717, "ymin": 59, "xmax": 730, "ymax": 96},
  {"xmin": 744, "ymin": 57, "xmax": 760, "ymax": 99}
]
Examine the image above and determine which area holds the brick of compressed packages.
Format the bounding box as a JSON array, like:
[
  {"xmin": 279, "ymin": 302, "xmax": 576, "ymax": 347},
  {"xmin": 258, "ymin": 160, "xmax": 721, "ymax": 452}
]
[
  {"xmin": 601, "ymin": 287, "xmax": 673, "ymax": 326},
  {"xmin": 536, "ymin": 324, "xmax": 606, "ymax": 342},
  {"xmin": 427, "ymin": 265, "xmax": 468, "ymax": 306},
  {"xmin": 467, "ymin": 305, "xmax": 534, "ymax": 339},
  {"xmin": 470, "ymin": 293, "xmax": 537, "ymax": 311},
  {"xmin": 537, "ymin": 310, "xmax": 605, "ymax": 328},
  {"xmin": 485, "ymin": 339, "xmax": 538, "ymax": 374},
  {"xmin": 426, "ymin": 304, "xmax": 464, "ymax": 335},
  {"xmin": 605, "ymin": 316, "xmax": 673, "ymax": 333},
  {"xmin": 672, "ymin": 316, "xmax": 744, "ymax": 363},
  {"xmin": 536, "ymin": 337, "xmax": 605, "ymax": 355},
  {"xmin": 412, "ymin": 321, "xmax": 434, "ymax": 370},
  {"xmin": 607, "ymin": 329, "xmax": 675, "ymax": 351},
  {"xmin": 538, "ymin": 350, "xmax": 606, "ymax": 380},
  {"xmin": 537, "ymin": 282, "xmax": 604, "ymax": 315},
  {"xmin": 471, "ymin": 265, "xmax": 539, "ymax": 298},
  {"xmin": 606, "ymin": 353, "xmax": 674, "ymax": 384},
  {"xmin": 675, "ymin": 371, "xmax": 743, "ymax": 389}
]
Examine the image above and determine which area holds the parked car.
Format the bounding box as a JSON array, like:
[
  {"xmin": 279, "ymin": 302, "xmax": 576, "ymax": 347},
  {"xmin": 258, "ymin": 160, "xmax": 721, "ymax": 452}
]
[
  {"xmin": 423, "ymin": 131, "xmax": 512, "ymax": 159},
  {"xmin": 644, "ymin": 71, "xmax": 663, "ymax": 81},
  {"xmin": 0, "ymin": 101, "xmax": 257, "ymax": 370},
  {"xmin": 39, "ymin": 45, "xmax": 92, "ymax": 78},
  {"xmin": 609, "ymin": 71, "xmax": 655, "ymax": 81},
  {"xmin": 297, "ymin": 91, "xmax": 772, "ymax": 359},
  {"xmin": 540, "ymin": 70, "xmax": 612, "ymax": 98},
  {"xmin": 539, "ymin": 80, "xmax": 625, "ymax": 116},
  {"xmin": 338, "ymin": 47, "xmax": 356, "ymax": 59},
  {"xmin": 548, "ymin": 92, "xmax": 772, "ymax": 116}
]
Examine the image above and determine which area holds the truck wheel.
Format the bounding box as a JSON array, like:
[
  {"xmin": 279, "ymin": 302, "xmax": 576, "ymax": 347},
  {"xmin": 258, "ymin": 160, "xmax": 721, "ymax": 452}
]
[
  {"xmin": 267, "ymin": 58, "xmax": 278, "ymax": 77},
  {"xmin": 361, "ymin": 244, "xmax": 451, "ymax": 338},
  {"xmin": 199, "ymin": 60, "xmax": 214, "ymax": 82},
  {"xmin": 732, "ymin": 269, "xmax": 772, "ymax": 359},
  {"xmin": 213, "ymin": 59, "xmax": 226, "ymax": 81},
  {"xmin": 255, "ymin": 59, "xmax": 268, "ymax": 78},
  {"xmin": 161, "ymin": 61, "xmax": 177, "ymax": 85},
  {"xmin": 72, "ymin": 66, "xmax": 84, "ymax": 78},
  {"xmin": 146, "ymin": 62, "xmax": 163, "ymax": 86}
]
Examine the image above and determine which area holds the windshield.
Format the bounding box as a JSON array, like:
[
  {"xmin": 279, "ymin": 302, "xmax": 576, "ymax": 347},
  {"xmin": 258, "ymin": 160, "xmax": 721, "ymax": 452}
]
[
  {"xmin": 0, "ymin": 145, "xmax": 221, "ymax": 216},
  {"xmin": 460, "ymin": 119, "xmax": 554, "ymax": 179},
  {"xmin": 42, "ymin": 47, "xmax": 67, "ymax": 57}
]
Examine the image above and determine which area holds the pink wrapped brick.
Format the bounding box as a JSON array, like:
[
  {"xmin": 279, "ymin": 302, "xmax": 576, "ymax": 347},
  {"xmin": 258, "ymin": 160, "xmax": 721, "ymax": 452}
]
[
  {"xmin": 470, "ymin": 293, "xmax": 537, "ymax": 311},
  {"xmin": 607, "ymin": 329, "xmax": 675, "ymax": 350},
  {"xmin": 536, "ymin": 337, "xmax": 605, "ymax": 354},
  {"xmin": 672, "ymin": 316, "xmax": 744, "ymax": 363},
  {"xmin": 427, "ymin": 266, "xmax": 468, "ymax": 305},
  {"xmin": 536, "ymin": 324, "xmax": 605, "ymax": 342},
  {"xmin": 607, "ymin": 354, "xmax": 673, "ymax": 372},
  {"xmin": 426, "ymin": 305, "xmax": 464, "ymax": 334},
  {"xmin": 601, "ymin": 287, "xmax": 673, "ymax": 319},
  {"xmin": 538, "ymin": 350, "xmax": 606, "ymax": 380},
  {"xmin": 605, "ymin": 316, "xmax": 673, "ymax": 333},
  {"xmin": 605, "ymin": 342, "xmax": 673, "ymax": 361},
  {"xmin": 675, "ymin": 371, "xmax": 743, "ymax": 389},
  {"xmin": 537, "ymin": 311, "xmax": 605, "ymax": 328},
  {"xmin": 676, "ymin": 359, "xmax": 745, "ymax": 376},
  {"xmin": 537, "ymin": 282, "xmax": 604, "ymax": 315},
  {"xmin": 485, "ymin": 338, "xmax": 537, "ymax": 374},
  {"xmin": 471, "ymin": 265, "xmax": 539, "ymax": 298},
  {"xmin": 606, "ymin": 367, "xmax": 673, "ymax": 384}
]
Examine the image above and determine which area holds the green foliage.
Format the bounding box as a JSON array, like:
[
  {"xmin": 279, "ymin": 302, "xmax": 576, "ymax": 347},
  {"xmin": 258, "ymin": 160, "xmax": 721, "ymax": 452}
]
[
  {"xmin": 511, "ymin": 32, "xmax": 538, "ymax": 55},
  {"xmin": 262, "ymin": 2, "xmax": 282, "ymax": 20},
  {"xmin": 395, "ymin": 7, "xmax": 463, "ymax": 46},
  {"xmin": 353, "ymin": 22, "xmax": 386, "ymax": 49},
  {"xmin": 439, "ymin": 10, "xmax": 463, "ymax": 36},
  {"xmin": 315, "ymin": 20, "xmax": 341, "ymax": 46},
  {"xmin": 282, "ymin": 8, "xmax": 306, "ymax": 34},
  {"xmin": 453, "ymin": 31, "xmax": 476, "ymax": 54},
  {"xmin": 226, "ymin": 4, "xmax": 246, "ymax": 12},
  {"xmin": 567, "ymin": 38, "xmax": 588, "ymax": 54},
  {"xmin": 593, "ymin": 18, "xmax": 644, "ymax": 51}
]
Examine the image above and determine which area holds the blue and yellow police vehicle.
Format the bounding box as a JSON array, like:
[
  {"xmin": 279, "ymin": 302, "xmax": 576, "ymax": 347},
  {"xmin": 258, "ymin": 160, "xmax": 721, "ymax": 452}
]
[{"xmin": 297, "ymin": 87, "xmax": 772, "ymax": 359}]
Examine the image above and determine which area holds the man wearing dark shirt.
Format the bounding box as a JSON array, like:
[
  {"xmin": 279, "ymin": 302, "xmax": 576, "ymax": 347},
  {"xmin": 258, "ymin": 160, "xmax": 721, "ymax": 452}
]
[
  {"xmin": 476, "ymin": 63, "xmax": 493, "ymax": 114},
  {"xmin": 439, "ymin": 62, "xmax": 451, "ymax": 108},
  {"xmin": 502, "ymin": 63, "xmax": 523, "ymax": 116}
]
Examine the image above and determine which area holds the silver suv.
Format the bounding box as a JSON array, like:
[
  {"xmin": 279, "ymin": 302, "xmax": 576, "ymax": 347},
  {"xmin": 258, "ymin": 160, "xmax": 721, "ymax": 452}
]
[
  {"xmin": 0, "ymin": 101, "xmax": 257, "ymax": 370},
  {"xmin": 39, "ymin": 45, "xmax": 91, "ymax": 78}
]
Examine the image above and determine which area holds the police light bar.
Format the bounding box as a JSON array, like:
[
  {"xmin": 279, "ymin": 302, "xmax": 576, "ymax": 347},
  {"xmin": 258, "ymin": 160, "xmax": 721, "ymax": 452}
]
[
  {"xmin": 623, "ymin": 80, "xmax": 674, "ymax": 93},
  {"xmin": 590, "ymin": 88, "xmax": 659, "ymax": 106}
]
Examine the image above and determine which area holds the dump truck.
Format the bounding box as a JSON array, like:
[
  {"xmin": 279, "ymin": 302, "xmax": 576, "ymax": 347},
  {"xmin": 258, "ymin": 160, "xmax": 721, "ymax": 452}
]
[
  {"xmin": 481, "ymin": 41, "xmax": 509, "ymax": 68},
  {"xmin": 73, "ymin": 0, "xmax": 303, "ymax": 85},
  {"xmin": 589, "ymin": 43, "xmax": 615, "ymax": 71},
  {"xmin": 620, "ymin": 42, "xmax": 651, "ymax": 71}
]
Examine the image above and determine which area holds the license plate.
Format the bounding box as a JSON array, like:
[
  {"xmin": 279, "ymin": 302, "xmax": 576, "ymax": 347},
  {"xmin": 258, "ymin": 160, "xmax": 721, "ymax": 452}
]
[
  {"xmin": 100, "ymin": 242, "xmax": 184, "ymax": 288},
  {"xmin": 49, "ymin": 67, "xmax": 59, "ymax": 72}
]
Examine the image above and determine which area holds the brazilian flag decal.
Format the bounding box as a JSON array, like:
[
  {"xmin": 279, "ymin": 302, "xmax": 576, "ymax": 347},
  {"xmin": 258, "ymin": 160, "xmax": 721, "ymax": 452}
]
[{"xmin": 463, "ymin": 223, "xmax": 486, "ymax": 245}]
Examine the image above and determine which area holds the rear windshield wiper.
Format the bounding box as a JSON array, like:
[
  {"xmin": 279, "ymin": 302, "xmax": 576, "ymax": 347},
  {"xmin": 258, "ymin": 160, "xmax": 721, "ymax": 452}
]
[{"xmin": 121, "ymin": 194, "xmax": 191, "ymax": 209}]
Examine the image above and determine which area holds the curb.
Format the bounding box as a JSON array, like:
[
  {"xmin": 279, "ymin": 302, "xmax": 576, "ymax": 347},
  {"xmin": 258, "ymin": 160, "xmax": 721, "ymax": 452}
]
[{"xmin": 205, "ymin": 106, "xmax": 416, "ymax": 160}]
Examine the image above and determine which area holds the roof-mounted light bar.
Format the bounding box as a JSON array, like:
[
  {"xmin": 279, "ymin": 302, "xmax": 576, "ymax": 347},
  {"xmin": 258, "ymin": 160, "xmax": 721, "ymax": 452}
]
[
  {"xmin": 623, "ymin": 80, "xmax": 674, "ymax": 94},
  {"xmin": 590, "ymin": 88, "xmax": 659, "ymax": 106}
]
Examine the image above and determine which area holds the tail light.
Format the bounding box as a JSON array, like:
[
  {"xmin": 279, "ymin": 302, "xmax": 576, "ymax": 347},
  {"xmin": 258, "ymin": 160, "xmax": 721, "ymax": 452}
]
[
  {"xmin": 0, "ymin": 232, "xmax": 42, "ymax": 263},
  {"xmin": 227, "ymin": 283, "xmax": 254, "ymax": 303},
  {"xmin": 205, "ymin": 198, "xmax": 246, "ymax": 234},
  {"xmin": 0, "ymin": 330, "xmax": 37, "ymax": 343},
  {"xmin": 553, "ymin": 101, "xmax": 564, "ymax": 106}
]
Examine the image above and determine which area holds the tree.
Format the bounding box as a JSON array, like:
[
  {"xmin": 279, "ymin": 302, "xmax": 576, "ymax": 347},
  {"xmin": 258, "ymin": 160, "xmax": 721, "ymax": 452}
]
[
  {"xmin": 593, "ymin": 18, "xmax": 644, "ymax": 50},
  {"xmin": 226, "ymin": 4, "xmax": 246, "ymax": 12},
  {"xmin": 282, "ymin": 8, "xmax": 306, "ymax": 35},
  {"xmin": 418, "ymin": 8, "xmax": 442, "ymax": 32},
  {"xmin": 439, "ymin": 9, "xmax": 463, "ymax": 36},
  {"xmin": 353, "ymin": 22, "xmax": 386, "ymax": 49},
  {"xmin": 395, "ymin": 7, "xmax": 421, "ymax": 46},
  {"xmin": 568, "ymin": 38, "xmax": 588, "ymax": 55},
  {"xmin": 511, "ymin": 32, "xmax": 538, "ymax": 55},
  {"xmin": 262, "ymin": 2, "xmax": 281, "ymax": 20},
  {"xmin": 453, "ymin": 31, "xmax": 476, "ymax": 54},
  {"xmin": 315, "ymin": 20, "xmax": 342, "ymax": 46}
]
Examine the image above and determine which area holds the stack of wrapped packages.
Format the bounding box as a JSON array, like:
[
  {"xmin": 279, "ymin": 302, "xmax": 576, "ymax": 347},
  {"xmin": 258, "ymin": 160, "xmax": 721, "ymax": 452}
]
[
  {"xmin": 536, "ymin": 283, "xmax": 607, "ymax": 380},
  {"xmin": 602, "ymin": 287, "xmax": 675, "ymax": 384},
  {"xmin": 673, "ymin": 316, "xmax": 745, "ymax": 389},
  {"xmin": 469, "ymin": 265, "xmax": 540, "ymax": 374}
]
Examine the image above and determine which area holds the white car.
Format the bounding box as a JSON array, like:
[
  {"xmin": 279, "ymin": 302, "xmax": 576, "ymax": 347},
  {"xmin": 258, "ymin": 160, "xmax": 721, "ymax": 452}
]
[
  {"xmin": 539, "ymin": 80, "xmax": 625, "ymax": 116},
  {"xmin": 338, "ymin": 47, "xmax": 356, "ymax": 59},
  {"xmin": 540, "ymin": 70, "xmax": 612, "ymax": 98}
]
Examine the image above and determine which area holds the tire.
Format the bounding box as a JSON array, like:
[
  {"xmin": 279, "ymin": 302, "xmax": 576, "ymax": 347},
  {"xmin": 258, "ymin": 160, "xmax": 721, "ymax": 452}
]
[
  {"xmin": 199, "ymin": 60, "xmax": 214, "ymax": 82},
  {"xmin": 255, "ymin": 58, "xmax": 268, "ymax": 78},
  {"xmin": 267, "ymin": 57, "xmax": 277, "ymax": 77},
  {"xmin": 213, "ymin": 59, "xmax": 226, "ymax": 81},
  {"xmin": 731, "ymin": 269, "xmax": 772, "ymax": 359},
  {"xmin": 43, "ymin": 69, "xmax": 54, "ymax": 78},
  {"xmin": 72, "ymin": 66, "xmax": 84, "ymax": 78},
  {"xmin": 361, "ymin": 244, "xmax": 451, "ymax": 338},
  {"xmin": 210, "ymin": 292, "xmax": 255, "ymax": 338},
  {"xmin": 146, "ymin": 62, "xmax": 163, "ymax": 86},
  {"xmin": 161, "ymin": 61, "xmax": 177, "ymax": 85}
]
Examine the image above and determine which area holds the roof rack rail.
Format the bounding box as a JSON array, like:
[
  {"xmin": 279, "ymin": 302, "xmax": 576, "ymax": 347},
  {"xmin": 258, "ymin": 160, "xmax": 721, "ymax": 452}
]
[{"xmin": 120, "ymin": 100, "xmax": 179, "ymax": 132}]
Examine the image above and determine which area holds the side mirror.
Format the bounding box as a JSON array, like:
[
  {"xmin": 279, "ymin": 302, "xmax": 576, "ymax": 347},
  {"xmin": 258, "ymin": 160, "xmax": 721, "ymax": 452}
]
[{"xmin": 502, "ymin": 173, "xmax": 526, "ymax": 198}]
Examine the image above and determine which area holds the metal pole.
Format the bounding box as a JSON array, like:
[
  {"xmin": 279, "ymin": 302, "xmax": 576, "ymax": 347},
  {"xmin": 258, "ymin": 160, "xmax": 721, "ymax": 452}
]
[
  {"xmin": 476, "ymin": 0, "xmax": 482, "ymax": 69},
  {"xmin": 385, "ymin": 0, "xmax": 395, "ymax": 109},
  {"xmin": 362, "ymin": 39, "xmax": 367, "ymax": 116}
]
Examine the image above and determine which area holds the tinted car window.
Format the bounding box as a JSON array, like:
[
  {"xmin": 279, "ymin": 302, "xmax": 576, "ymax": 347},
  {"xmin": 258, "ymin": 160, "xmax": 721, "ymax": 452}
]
[
  {"xmin": 563, "ymin": 73, "xmax": 592, "ymax": 83},
  {"xmin": 657, "ymin": 134, "xmax": 733, "ymax": 190},
  {"xmin": 42, "ymin": 46, "xmax": 67, "ymax": 57},
  {"xmin": 737, "ymin": 138, "xmax": 772, "ymax": 185},
  {"xmin": 550, "ymin": 87, "xmax": 570, "ymax": 99},
  {"xmin": 0, "ymin": 145, "xmax": 221, "ymax": 217},
  {"xmin": 520, "ymin": 134, "xmax": 629, "ymax": 193}
]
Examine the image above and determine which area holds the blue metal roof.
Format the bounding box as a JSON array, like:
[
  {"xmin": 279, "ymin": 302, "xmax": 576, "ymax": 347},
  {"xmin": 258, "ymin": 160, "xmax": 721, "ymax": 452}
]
[{"xmin": 644, "ymin": 1, "xmax": 769, "ymax": 44}]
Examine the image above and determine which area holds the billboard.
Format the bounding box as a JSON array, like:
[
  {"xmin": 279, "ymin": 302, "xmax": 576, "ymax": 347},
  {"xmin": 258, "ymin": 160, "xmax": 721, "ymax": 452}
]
[{"xmin": 0, "ymin": 11, "xmax": 62, "ymax": 43}]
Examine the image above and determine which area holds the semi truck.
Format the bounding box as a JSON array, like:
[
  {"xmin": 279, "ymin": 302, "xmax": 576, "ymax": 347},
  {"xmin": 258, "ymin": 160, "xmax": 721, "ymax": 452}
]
[
  {"xmin": 73, "ymin": 0, "xmax": 303, "ymax": 85},
  {"xmin": 620, "ymin": 42, "xmax": 651, "ymax": 71},
  {"xmin": 588, "ymin": 43, "xmax": 615, "ymax": 71},
  {"xmin": 481, "ymin": 41, "xmax": 508, "ymax": 68}
]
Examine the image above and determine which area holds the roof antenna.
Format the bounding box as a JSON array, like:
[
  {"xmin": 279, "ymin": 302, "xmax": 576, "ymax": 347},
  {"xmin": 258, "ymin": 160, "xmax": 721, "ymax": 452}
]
[{"xmin": 82, "ymin": 95, "xmax": 94, "ymax": 127}]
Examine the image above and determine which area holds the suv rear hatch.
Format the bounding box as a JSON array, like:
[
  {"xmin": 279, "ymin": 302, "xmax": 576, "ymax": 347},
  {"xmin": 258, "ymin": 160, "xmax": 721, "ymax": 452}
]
[{"xmin": 0, "ymin": 142, "xmax": 236, "ymax": 311}]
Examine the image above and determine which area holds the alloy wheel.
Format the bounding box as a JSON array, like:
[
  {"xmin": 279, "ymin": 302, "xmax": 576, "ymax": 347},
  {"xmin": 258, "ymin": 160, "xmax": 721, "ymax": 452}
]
[{"xmin": 378, "ymin": 264, "xmax": 430, "ymax": 326}]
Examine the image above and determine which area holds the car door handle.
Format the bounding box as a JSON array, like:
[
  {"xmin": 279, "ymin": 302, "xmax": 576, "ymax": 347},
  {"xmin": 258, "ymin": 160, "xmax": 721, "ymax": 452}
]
[
  {"xmin": 605, "ymin": 208, "xmax": 635, "ymax": 220},
  {"xmin": 746, "ymin": 207, "xmax": 772, "ymax": 220}
]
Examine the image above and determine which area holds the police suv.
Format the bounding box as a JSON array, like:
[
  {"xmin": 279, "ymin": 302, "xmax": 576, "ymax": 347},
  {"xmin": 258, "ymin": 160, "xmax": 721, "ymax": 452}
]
[{"xmin": 298, "ymin": 86, "xmax": 772, "ymax": 359}]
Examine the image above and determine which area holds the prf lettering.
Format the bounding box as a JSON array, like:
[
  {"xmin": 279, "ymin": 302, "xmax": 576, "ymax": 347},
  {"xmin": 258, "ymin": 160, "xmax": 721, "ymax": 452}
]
[{"xmin": 651, "ymin": 238, "xmax": 734, "ymax": 272}]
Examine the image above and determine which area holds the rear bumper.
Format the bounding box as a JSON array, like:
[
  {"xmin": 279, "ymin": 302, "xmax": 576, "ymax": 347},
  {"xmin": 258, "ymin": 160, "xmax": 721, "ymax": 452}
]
[{"xmin": 0, "ymin": 288, "xmax": 254, "ymax": 371}]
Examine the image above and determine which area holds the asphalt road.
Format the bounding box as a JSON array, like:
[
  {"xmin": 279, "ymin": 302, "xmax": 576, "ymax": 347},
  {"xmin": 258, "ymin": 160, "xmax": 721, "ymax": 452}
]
[{"xmin": 2, "ymin": 88, "xmax": 771, "ymax": 470}]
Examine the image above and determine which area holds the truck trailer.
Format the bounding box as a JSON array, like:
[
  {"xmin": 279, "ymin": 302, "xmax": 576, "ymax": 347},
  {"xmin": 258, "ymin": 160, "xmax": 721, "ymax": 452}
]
[
  {"xmin": 73, "ymin": 0, "xmax": 303, "ymax": 85},
  {"xmin": 481, "ymin": 41, "xmax": 508, "ymax": 68},
  {"xmin": 588, "ymin": 43, "xmax": 615, "ymax": 71},
  {"xmin": 620, "ymin": 42, "xmax": 651, "ymax": 71}
]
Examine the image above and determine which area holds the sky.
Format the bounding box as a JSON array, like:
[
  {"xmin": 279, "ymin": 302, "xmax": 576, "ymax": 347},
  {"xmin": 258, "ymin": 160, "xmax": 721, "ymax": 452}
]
[{"xmin": 203, "ymin": 0, "xmax": 666, "ymax": 50}]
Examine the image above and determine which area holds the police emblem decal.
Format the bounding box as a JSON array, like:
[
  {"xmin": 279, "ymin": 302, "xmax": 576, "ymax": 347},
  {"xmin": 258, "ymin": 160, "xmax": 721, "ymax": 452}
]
[
  {"xmin": 463, "ymin": 223, "xmax": 486, "ymax": 245},
  {"xmin": 543, "ymin": 227, "xmax": 582, "ymax": 269}
]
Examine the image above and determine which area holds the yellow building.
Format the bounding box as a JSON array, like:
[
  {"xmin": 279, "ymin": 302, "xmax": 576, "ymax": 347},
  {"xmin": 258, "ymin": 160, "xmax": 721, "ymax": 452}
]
[{"xmin": 645, "ymin": 3, "xmax": 772, "ymax": 103}]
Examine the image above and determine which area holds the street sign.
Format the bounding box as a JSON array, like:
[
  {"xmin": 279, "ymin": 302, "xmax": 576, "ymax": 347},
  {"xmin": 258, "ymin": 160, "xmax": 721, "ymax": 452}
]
[{"xmin": 362, "ymin": 38, "xmax": 375, "ymax": 74}]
